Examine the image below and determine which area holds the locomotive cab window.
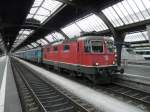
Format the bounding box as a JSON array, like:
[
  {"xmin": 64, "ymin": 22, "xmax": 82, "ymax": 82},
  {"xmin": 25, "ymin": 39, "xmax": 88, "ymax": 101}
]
[
  {"xmin": 63, "ymin": 44, "xmax": 70, "ymax": 52},
  {"xmin": 91, "ymin": 40, "xmax": 103, "ymax": 53}
]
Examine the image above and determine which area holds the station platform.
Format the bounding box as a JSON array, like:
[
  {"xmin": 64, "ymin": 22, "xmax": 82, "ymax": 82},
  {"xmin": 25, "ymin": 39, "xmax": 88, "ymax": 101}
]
[
  {"xmin": 14, "ymin": 57, "xmax": 144, "ymax": 112},
  {"xmin": 123, "ymin": 64, "xmax": 150, "ymax": 78},
  {"xmin": 0, "ymin": 56, "xmax": 22, "ymax": 112}
]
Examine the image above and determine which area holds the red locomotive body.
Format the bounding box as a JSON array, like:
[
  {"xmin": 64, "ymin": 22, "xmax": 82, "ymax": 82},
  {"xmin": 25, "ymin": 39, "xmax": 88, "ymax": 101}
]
[{"xmin": 43, "ymin": 36, "xmax": 118, "ymax": 84}]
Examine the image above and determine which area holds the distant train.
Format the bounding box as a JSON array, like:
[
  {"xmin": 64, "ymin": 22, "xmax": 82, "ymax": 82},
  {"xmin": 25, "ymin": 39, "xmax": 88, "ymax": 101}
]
[
  {"xmin": 135, "ymin": 49, "xmax": 150, "ymax": 60},
  {"xmin": 15, "ymin": 36, "xmax": 123, "ymax": 84}
]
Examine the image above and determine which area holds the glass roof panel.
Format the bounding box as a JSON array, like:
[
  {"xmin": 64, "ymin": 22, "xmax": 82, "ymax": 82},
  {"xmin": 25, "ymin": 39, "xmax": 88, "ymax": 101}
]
[
  {"xmin": 76, "ymin": 14, "xmax": 108, "ymax": 32},
  {"xmin": 26, "ymin": 0, "xmax": 63, "ymax": 24},
  {"xmin": 125, "ymin": 31, "xmax": 148, "ymax": 42},
  {"xmin": 36, "ymin": 8, "xmax": 50, "ymax": 16},
  {"xmin": 31, "ymin": 42, "xmax": 38, "ymax": 47},
  {"xmin": 45, "ymin": 34, "xmax": 55, "ymax": 42},
  {"xmin": 33, "ymin": 0, "xmax": 42, "ymax": 7},
  {"xmin": 37, "ymin": 39, "xmax": 44, "ymax": 45},
  {"xmin": 28, "ymin": 45, "xmax": 33, "ymax": 48},
  {"xmin": 41, "ymin": 39, "xmax": 48, "ymax": 45},
  {"xmin": 13, "ymin": 29, "xmax": 34, "ymax": 48},
  {"xmin": 51, "ymin": 32, "xmax": 65, "ymax": 40},
  {"xmin": 33, "ymin": 15, "xmax": 47, "ymax": 23},
  {"xmin": 30, "ymin": 7, "xmax": 38, "ymax": 14},
  {"xmin": 61, "ymin": 23, "xmax": 82, "ymax": 38},
  {"xmin": 26, "ymin": 14, "xmax": 33, "ymax": 19},
  {"xmin": 102, "ymin": 0, "xmax": 150, "ymax": 27},
  {"xmin": 31, "ymin": 43, "xmax": 37, "ymax": 47},
  {"xmin": 37, "ymin": 39, "xmax": 48, "ymax": 46}
]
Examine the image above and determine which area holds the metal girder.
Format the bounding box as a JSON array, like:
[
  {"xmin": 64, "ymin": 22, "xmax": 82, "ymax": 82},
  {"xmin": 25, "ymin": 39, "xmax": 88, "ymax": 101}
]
[
  {"xmin": 12, "ymin": 0, "xmax": 149, "ymax": 65},
  {"xmin": 0, "ymin": 0, "xmax": 35, "ymax": 52},
  {"xmin": 0, "ymin": 23, "xmax": 40, "ymax": 30},
  {"xmin": 13, "ymin": 0, "xmax": 123, "ymax": 52},
  {"xmin": 55, "ymin": 0, "xmax": 122, "ymax": 10},
  {"xmin": 131, "ymin": 45, "xmax": 150, "ymax": 48},
  {"xmin": 117, "ymin": 19, "xmax": 150, "ymax": 33},
  {"xmin": 13, "ymin": 5, "xmax": 88, "ymax": 51},
  {"xmin": 57, "ymin": 29, "xmax": 69, "ymax": 39},
  {"xmin": 95, "ymin": 12, "xmax": 118, "ymax": 38},
  {"xmin": 129, "ymin": 40, "xmax": 149, "ymax": 44}
]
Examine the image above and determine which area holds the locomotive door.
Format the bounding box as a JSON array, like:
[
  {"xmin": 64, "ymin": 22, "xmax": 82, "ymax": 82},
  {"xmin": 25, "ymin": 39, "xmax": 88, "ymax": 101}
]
[{"xmin": 77, "ymin": 41, "xmax": 83, "ymax": 70}]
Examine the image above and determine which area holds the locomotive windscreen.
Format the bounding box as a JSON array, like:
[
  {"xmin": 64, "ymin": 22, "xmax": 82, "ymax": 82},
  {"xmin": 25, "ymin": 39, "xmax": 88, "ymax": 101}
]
[
  {"xmin": 91, "ymin": 40, "xmax": 103, "ymax": 53},
  {"xmin": 84, "ymin": 40, "xmax": 103, "ymax": 53}
]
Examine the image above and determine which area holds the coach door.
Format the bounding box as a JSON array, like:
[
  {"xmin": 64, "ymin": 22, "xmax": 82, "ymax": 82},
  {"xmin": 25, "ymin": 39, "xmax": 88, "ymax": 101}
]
[{"xmin": 77, "ymin": 41, "xmax": 83, "ymax": 67}]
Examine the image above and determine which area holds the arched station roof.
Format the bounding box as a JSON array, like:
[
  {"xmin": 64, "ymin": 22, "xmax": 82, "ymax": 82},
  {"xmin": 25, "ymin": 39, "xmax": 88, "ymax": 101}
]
[{"xmin": 0, "ymin": 0, "xmax": 150, "ymax": 52}]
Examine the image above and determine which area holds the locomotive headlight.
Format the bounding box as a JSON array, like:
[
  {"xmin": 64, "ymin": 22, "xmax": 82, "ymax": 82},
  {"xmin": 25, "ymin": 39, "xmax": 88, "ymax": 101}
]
[
  {"xmin": 95, "ymin": 62, "xmax": 99, "ymax": 66},
  {"xmin": 113, "ymin": 61, "xmax": 115, "ymax": 65}
]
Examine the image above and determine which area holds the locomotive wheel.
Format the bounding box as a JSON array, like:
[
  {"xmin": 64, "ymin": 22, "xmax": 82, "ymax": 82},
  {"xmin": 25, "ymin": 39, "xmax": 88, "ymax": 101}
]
[
  {"xmin": 91, "ymin": 74, "xmax": 99, "ymax": 85},
  {"xmin": 91, "ymin": 72, "xmax": 112, "ymax": 84}
]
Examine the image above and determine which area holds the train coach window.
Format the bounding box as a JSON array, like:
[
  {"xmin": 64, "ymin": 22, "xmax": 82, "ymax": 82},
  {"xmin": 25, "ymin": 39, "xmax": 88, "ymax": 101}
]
[
  {"xmin": 53, "ymin": 46, "xmax": 58, "ymax": 52},
  {"xmin": 47, "ymin": 48, "xmax": 50, "ymax": 52},
  {"xmin": 91, "ymin": 41, "xmax": 103, "ymax": 53},
  {"xmin": 63, "ymin": 45, "xmax": 70, "ymax": 52}
]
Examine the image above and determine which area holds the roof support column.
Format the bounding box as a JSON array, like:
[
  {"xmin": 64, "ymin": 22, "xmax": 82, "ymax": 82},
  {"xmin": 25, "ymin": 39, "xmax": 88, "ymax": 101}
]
[
  {"xmin": 114, "ymin": 33, "xmax": 125, "ymax": 66},
  {"xmin": 94, "ymin": 11, "xmax": 125, "ymax": 66}
]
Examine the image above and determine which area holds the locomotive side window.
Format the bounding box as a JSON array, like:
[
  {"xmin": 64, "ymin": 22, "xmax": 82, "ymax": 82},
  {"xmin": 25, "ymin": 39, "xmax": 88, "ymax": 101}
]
[
  {"xmin": 63, "ymin": 45, "xmax": 70, "ymax": 52},
  {"xmin": 53, "ymin": 46, "xmax": 58, "ymax": 53},
  {"xmin": 91, "ymin": 40, "xmax": 103, "ymax": 53},
  {"xmin": 47, "ymin": 48, "xmax": 50, "ymax": 52}
]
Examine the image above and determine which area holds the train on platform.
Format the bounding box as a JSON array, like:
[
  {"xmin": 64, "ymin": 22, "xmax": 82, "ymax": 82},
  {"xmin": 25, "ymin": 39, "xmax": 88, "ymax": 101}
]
[{"xmin": 15, "ymin": 36, "xmax": 123, "ymax": 84}]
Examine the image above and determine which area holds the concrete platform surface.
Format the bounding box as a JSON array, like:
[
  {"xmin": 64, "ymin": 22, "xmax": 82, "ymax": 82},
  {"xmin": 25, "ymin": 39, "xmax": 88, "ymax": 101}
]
[
  {"xmin": 0, "ymin": 56, "xmax": 7, "ymax": 87},
  {"xmin": 123, "ymin": 64, "xmax": 150, "ymax": 78},
  {"xmin": 15, "ymin": 57, "xmax": 145, "ymax": 112},
  {"xmin": 0, "ymin": 57, "xmax": 22, "ymax": 112}
]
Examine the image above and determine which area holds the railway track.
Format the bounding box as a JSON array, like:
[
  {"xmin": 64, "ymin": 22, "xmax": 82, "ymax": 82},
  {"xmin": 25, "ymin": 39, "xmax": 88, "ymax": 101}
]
[
  {"xmin": 12, "ymin": 58, "xmax": 150, "ymax": 112},
  {"xmin": 42, "ymin": 66, "xmax": 150, "ymax": 111},
  {"xmin": 95, "ymin": 84, "xmax": 150, "ymax": 111},
  {"xmin": 11, "ymin": 59, "xmax": 97, "ymax": 112}
]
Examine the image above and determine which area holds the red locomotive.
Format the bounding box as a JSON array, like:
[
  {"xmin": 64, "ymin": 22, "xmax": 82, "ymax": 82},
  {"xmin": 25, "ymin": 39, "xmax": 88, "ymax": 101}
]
[{"xmin": 43, "ymin": 36, "xmax": 120, "ymax": 84}]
